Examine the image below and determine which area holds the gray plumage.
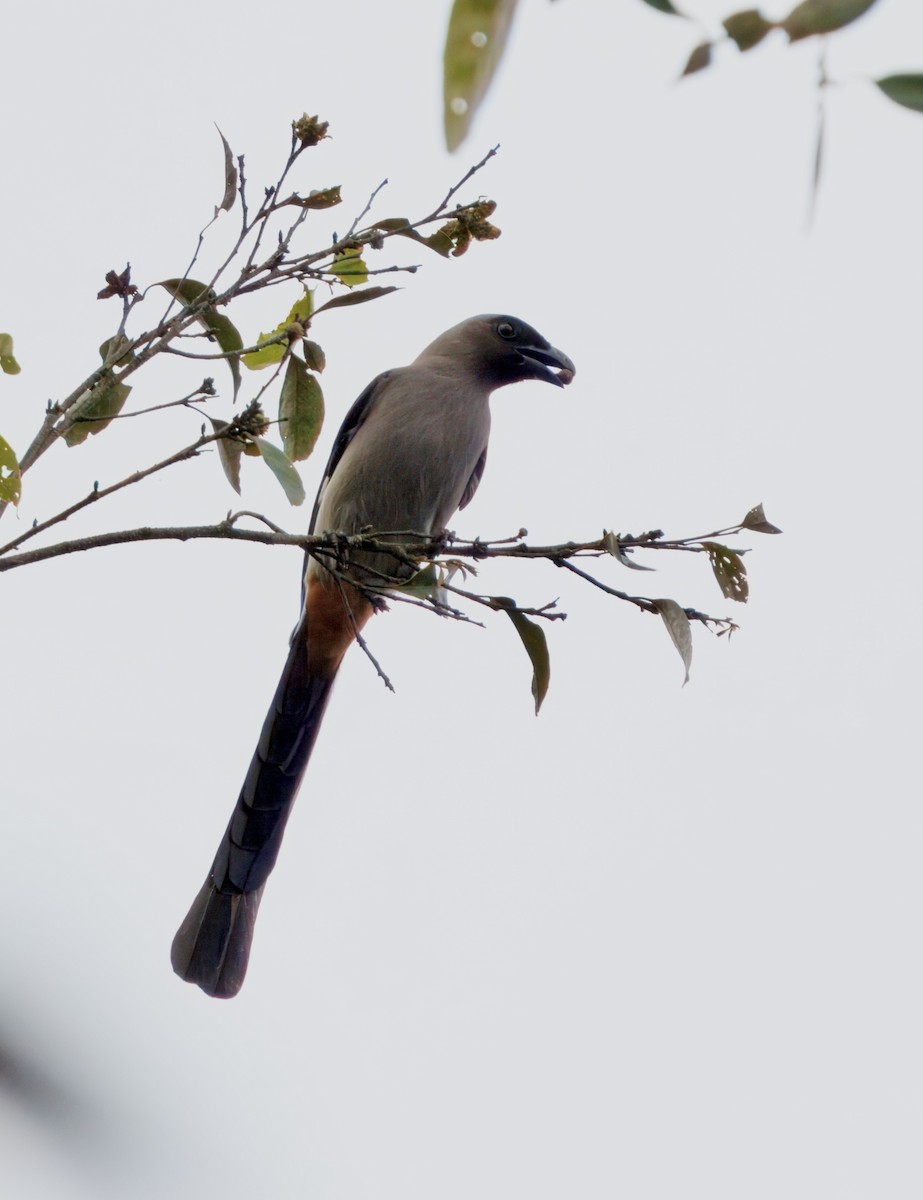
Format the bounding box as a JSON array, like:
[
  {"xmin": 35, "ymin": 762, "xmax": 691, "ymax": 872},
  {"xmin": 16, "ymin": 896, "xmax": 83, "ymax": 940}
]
[{"xmin": 171, "ymin": 314, "xmax": 575, "ymax": 997}]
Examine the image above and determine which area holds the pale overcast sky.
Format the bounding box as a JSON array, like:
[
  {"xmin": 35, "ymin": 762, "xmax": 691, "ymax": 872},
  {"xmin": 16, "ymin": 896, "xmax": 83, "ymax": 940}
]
[{"xmin": 2, "ymin": 2, "xmax": 922, "ymax": 1197}]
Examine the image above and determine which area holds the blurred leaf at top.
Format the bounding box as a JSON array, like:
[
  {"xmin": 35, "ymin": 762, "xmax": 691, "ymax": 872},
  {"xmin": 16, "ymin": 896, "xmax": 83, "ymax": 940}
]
[
  {"xmin": 639, "ymin": 0, "xmax": 683, "ymax": 14},
  {"xmin": 443, "ymin": 0, "xmax": 519, "ymax": 152},
  {"xmin": 781, "ymin": 0, "xmax": 879, "ymax": 42},
  {"xmin": 723, "ymin": 9, "xmax": 774, "ymax": 51},
  {"xmin": 875, "ymin": 74, "xmax": 923, "ymax": 114},
  {"xmin": 681, "ymin": 41, "xmax": 712, "ymax": 76}
]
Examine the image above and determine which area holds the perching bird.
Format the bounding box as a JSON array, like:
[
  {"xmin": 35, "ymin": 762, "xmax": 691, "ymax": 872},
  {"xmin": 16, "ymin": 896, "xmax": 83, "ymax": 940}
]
[{"xmin": 171, "ymin": 314, "xmax": 575, "ymax": 997}]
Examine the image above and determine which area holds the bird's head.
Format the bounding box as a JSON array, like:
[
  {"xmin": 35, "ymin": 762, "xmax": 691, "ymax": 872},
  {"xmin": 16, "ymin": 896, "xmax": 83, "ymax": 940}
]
[{"xmin": 420, "ymin": 314, "xmax": 575, "ymax": 389}]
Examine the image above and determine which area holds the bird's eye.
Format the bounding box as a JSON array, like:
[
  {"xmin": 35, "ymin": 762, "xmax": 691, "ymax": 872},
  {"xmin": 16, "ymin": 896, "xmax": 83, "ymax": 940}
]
[{"xmin": 497, "ymin": 321, "xmax": 517, "ymax": 340}]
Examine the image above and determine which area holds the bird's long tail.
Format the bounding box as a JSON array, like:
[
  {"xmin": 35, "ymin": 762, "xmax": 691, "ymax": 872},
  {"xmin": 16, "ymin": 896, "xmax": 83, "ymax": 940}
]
[
  {"xmin": 171, "ymin": 622, "xmax": 337, "ymax": 997},
  {"xmin": 173, "ymin": 571, "xmax": 375, "ymax": 998}
]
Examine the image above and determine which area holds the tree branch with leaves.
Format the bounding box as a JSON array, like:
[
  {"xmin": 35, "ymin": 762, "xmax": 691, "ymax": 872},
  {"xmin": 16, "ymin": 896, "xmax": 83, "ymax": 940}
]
[{"xmin": 0, "ymin": 114, "xmax": 779, "ymax": 713}]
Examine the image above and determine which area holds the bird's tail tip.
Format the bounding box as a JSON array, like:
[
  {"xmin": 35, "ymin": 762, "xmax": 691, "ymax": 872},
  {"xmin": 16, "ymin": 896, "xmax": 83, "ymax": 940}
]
[{"xmin": 171, "ymin": 878, "xmax": 265, "ymax": 999}]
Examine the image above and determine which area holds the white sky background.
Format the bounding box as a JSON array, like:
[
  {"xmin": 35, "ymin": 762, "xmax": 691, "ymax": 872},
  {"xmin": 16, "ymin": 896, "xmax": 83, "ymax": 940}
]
[{"xmin": 2, "ymin": 1, "xmax": 922, "ymax": 1196}]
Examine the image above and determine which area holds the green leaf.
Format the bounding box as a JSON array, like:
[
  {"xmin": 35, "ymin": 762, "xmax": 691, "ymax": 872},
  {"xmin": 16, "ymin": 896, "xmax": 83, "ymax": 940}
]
[
  {"xmin": 653, "ymin": 599, "xmax": 692, "ymax": 686},
  {"xmin": 63, "ymin": 375, "xmax": 131, "ymax": 447},
  {"xmin": 313, "ymin": 285, "xmax": 399, "ymax": 315},
  {"xmin": 209, "ymin": 417, "xmax": 242, "ymax": 495},
  {"xmin": 302, "ymin": 340, "xmax": 326, "ymax": 373},
  {"xmin": 702, "ymin": 542, "xmax": 749, "ymax": 603},
  {"xmin": 327, "ymin": 248, "xmax": 369, "ymax": 288},
  {"xmin": 681, "ymin": 41, "xmax": 712, "ymax": 76},
  {"xmin": 215, "ymin": 125, "xmax": 238, "ymax": 214},
  {"xmin": 98, "ymin": 334, "xmax": 133, "ymax": 367},
  {"xmin": 781, "ymin": 0, "xmax": 878, "ymax": 42},
  {"xmin": 0, "ymin": 434, "xmax": 21, "ymax": 506},
  {"xmin": 0, "ymin": 333, "xmax": 21, "ymax": 375},
  {"xmin": 159, "ymin": 277, "xmax": 243, "ymax": 400},
  {"xmin": 741, "ymin": 502, "xmax": 783, "ymax": 534},
  {"xmin": 255, "ymin": 437, "xmax": 306, "ymax": 507},
  {"xmin": 159, "ymin": 277, "xmax": 214, "ymax": 306},
  {"xmin": 202, "ymin": 311, "xmax": 243, "ymax": 402},
  {"xmin": 443, "ymin": 0, "xmax": 520, "ymax": 153},
  {"xmin": 723, "ymin": 9, "xmax": 774, "ymax": 51},
  {"xmin": 279, "ymin": 355, "xmax": 325, "ymax": 463},
  {"xmin": 639, "ymin": 0, "xmax": 684, "ymax": 14},
  {"xmin": 495, "ymin": 596, "xmax": 551, "ymax": 714},
  {"xmin": 242, "ymin": 334, "xmax": 286, "ymax": 371},
  {"xmin": 395, "ymin": 564, "xmax": 441, "ymax": 600},
  {"xmin": 875, "ymin": 74, "xmax": 923, "ymax": 114},
  {"xmin": 243, "ymin": 290, "xmax": 314, "ymax": 371}
]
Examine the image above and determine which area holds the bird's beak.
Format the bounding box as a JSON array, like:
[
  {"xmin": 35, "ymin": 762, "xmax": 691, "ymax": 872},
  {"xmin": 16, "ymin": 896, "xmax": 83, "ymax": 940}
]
[{"xmin": 520, "ymin": 342, "xmax": 576, "ymax": 387}]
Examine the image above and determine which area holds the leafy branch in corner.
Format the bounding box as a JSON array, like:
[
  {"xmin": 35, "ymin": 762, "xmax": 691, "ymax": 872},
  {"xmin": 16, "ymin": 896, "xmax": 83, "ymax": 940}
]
[{"xmin": 0, "ymin": 117, "xmax": 500, "ymax": 518}]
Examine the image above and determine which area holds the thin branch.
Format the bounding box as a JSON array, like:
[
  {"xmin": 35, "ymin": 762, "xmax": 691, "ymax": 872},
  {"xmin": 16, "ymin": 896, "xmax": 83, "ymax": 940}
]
[
  {"xmin": 98, "ymin": 385, "xmax": 214, "ymax": 420},
  {"xmin": 432, "ymin": 145, "xmax": 499, "ymax": 215},
  {"xmin": 555, "ymin": 557, "xmax": 658, "ymax": 614},
  {"xmin": 0, "ymin": 429, "xmax": 224, "ymax": 557},
  {"xmin": 332, "ymin": 573, "xmax": 395, "ymax": 693},
  {"xmin": 346, "ymin": 178, "xmax": 389, "ymax": 238}
]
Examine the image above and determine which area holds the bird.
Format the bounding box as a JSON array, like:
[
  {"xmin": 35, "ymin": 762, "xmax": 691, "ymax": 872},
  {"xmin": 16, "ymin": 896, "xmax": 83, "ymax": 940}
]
[{"xmin": 171, "ymin": 314, "xmax": 575, "ymax": 997}]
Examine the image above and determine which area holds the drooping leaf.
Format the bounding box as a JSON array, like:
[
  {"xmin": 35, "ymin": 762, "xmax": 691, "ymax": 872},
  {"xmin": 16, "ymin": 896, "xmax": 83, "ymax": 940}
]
[
  {"xmin": 374, "ymin": 217, "xmax": 455, "ymax": 258},
  {"xmin": 159, "ymin": 277, "xmax": 243, "ymax": 399},
  {"xmin": 0, "ymin": 434, "xmax": 21, "ymax": 506},
  {"xmin": 313, "ymin": 285, "xmax": 399, "ymax": 315},
  {"xmin": 602, "ymin": 529, "xmax": 655, "ymax": 571},
  {"xmin": 255, "ymin": 437, "xmax": 306, "ymax": 507},
  {"xmin": 203, "ymin": 311, "xmax": 243, "ymax": 401},
  {"xmin": 723, "ymin": 9, "xmax": 774, "ymax": 50},
  {"xmin": 63, "ymin": 376, "xmax": 131, "ymax": 447},
  {"xmin": 209, "ymin": 417, "xmax": 243, "ymax": 494},
  {"xmin": 781, "ymin": 0, "xmax": 878, "ymax": 42},
  {"xmin": 741, "ymin": 502, "xmax": 783, "ymax": 534},
  {"xmin": 653, "ymin": 599, "xmax": 692, "ymax": 685},
  {"xmin": 159, "ymin": 277, "xmax": 214, "ymax": 306},
  {"xmin": 0, "ymin": 333, "xmax": 21, "ymax": 375},
  {"xmin": 279, "ymin": 355, "xmax": 325, "ymax": 463},
  {"xmin": 327, "ymin": 248, "xmax": 369, "ymax": 288},
  {"xmin": 215, "ymin": 125, "xmax": 238, "ymax": 214},
  {"xmin": 875, "ymin": 74, "xmax": 923, "ymax": 114},
  {"xmin": 681, "ymin": 41, "xmax": 713, "ymax": 77},
  {"xmin": 443, "ymin": 0, "xmax": 520, "ymax": 152},
  {"xmin": 639, "ymin": 0, "xmax": 684, "ymax": 14},
  {"xmin": 495, "ymin": 596, "xmax": 551, "ymax": 714},
  {"xmin": 702, "ymin": 542, "xmax": 749, "ymax": 603}
]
